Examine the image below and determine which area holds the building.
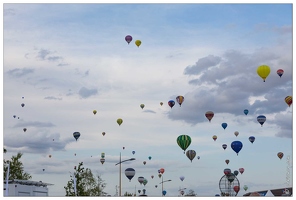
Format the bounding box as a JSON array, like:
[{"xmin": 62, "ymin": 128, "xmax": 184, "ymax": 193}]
[
  {"xmin": 243, "ymin": 187, "xmax": 292, "ymax": 196},
  {"xmin": 3, "ymin": 179, "xmax": 53, "ymax": 196}
]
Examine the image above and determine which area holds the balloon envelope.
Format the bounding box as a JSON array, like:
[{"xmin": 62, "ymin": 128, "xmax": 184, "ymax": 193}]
[
  {"xmin": 212, "ymin": 135, "xmax": 217, "ymax": 141},
  {"xmin": 125, "ymin": 168, "xmax": 135, "ymax": 181},
  {"xmin": 160, "ymin": 102, "xmax": 163, "ymax": 106},
  {"xmin": 162, "ymin": 190, "xmax": 167, "ymax": 196},
  {"xmin": 117, "ymin": 118, "xmax": 123, "ymax": 126},
  {"xmin": 73, "ymin": 132, "xmax": 81, "ymax": 141},
  {"xmin": 234, "ymin": 131, "xmax": 239, "ymax": 137},
  {"xmin": 277, "ymin": 69, "xmax": 284, "ymax": 77},
  {"xmin": 132, "ymin": 151, "xmax": 135, "ymax": 155},
  {"xmin": 233, "ymin": 186, "xmax": 240, "ymax": 193},
  {"xmin": 135, "ymin": 40, "xmax": 141, "ymax": 47},
  {"xmin": 176, "ymin": 96, "xmax": 185, "ymax": 106},
  {"xmin": 205, "ymin": 111, "xmax": 214, "ymax": 122},
  {"xmin": 159, "ymin": 168, "xmax": 165, "ymax": 174},
  {"xmin": 257, "ymin": 115, "xmax": 266, "ymax": 126},
  {"xmin": 180, "ymin": 176, "xmax": 185, "ymax": 181},
  {"xmin": 257, "ymin": 65, "xmax": 271, "ymax": 82},
  {"xmin": 285, "ymin": 96, "xmax": 292, "ymax": 107},
  {"xmin": 249, "ymin": 136, "xmax": 255, "ymax": 144},
  {"xmin": 222, "ymin": 144, "xmax": 227, "ymax": 150},
  {"xmin": 243, "ymin": 185, "xmax": 248, "ymax": 191},
  {"xmin": 140, "ymin": 104, "xmax": 145, "ymax": 109},
  {"xmin": 277, "ymin": 152, "xmax": 284, "ymax": 159},
  {"xmin": 177, "ymin": 135, "xmax": 191, "ymax": 153},
  {"xmin": 186, "ymin": 150, "xmax": 196, "ymax": 162},
  {"xmin": 138, "ymin": 176, "xmax": 144, "ymax": 184},
  {"xmin": 125, "ymin": 35, "xmax": 132, "ymax": 44},
  {"xmin": 233, "ymin": 170, "xmax": 239, "ymax": 176},
  {"xmin": 239, "ymin": 168, "xmax": 244, "ymax": 174},
  {"xmin": 243, "ymin": 109, "xmax": 249, "ymax": 115},
  {"xmin": 231, "ymin": 141, "xmax": 243, "ymax": 155},
  {"xmin": 168, "ymin": 100, "xmax": 175, "ymax": 108},
  {"xmin": 100, "ymin": 158, "xmax": 105, "ymax": 164},
  {"xmin": 221, "ymin": 123, "xmax": 227, "ymax": 130},
  {"xmin": 224, "ymin": 168, "xmax": 231, "ymax": 175},
  {"xmin": 93, "ymin": 110, "xmax": 97, "ymax": 115},
  {"xmin": 102, "ymin": 132, "xmax": 106, "ymax": 136},
  {"xmin": 225, "ymin": 159, "xmax": 230, "ymax": 165}
]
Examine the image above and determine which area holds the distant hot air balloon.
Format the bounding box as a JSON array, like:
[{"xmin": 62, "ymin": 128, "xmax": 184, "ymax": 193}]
[
  {"xmin": 21, "ymin": 103, "xmax": 25, "ymax": 107},
  {"xmin": 160, "ymin": 102, "xmax": 163, "ymax": 106},
  {"xmin": 224, "ymin": 168, "xmax": 231, "ymax": 176},
  {"xmin": 180, "ymin": 176, "xmax": 185, "ymax": 181},
  {"xmin": 227, "ymin": 173, "xmax": 236, "ymax": 183},
  {"xmin": 140, "ymin": 104, "xmax": 145, "ymax": 109},
  {"xmin": 249, "ymin": 136, "xmax": 255, "ymax": 144},
  {"xmin": 135, "ymin": 40, "xmax": 141, "ymax": 47},
  {"xmin": 143, "ymin": 161, "xmax": 146, "ymax": 165},
  {"xmin": 158, "ymin": 174, "xmax": 162, "ymax": 178},
  {"xmin": 143, "ymin": 178, "xmax": 148, "ymax": 186},
  {"xmin": 222, "ymin": 144, "xmax": 227, "ymax": 150},
  {"xmin": 231, "ymin": 141, "xmax": 243, "ymax": 155},
  {"xmin": 177, "ymin": 135, "xmax": 191, "ymax": 153},
  {"xmin": 225, "ymin": 159, "xmax": 230, "ymax": 165},
  {"xmin": 158, "ymin": 169, "xmax": 161, "ymax": 174},
  {"xmin": 132, "ymin": 151, "xmax": 135, "ymax": 155},
  {"xmin": 186, "ymin": 150, "xmax": 196, "ymax": 162},
  {"xmin": 233, "ymin": 186, "xmax": 240, "ymax": 193},
  {"xmin": 257, "ymin": 65, "xmax": 271, "ymax": 82},
  {"xmin": 74, "ymin": 166, "xmax": 76, "ymax": 170},
  {"xmin": 148, "ymin": 156, "xmax": 152, "ymax": 160},
  {"xmin": 243, "ymin": 185, "xmax": 248, "ymax": 191},
  {"xmin": 155, "ymin": 185, "xmax": 158, "ymax": 188},
  {"xmin": 277, "ymin": 69, "xmax": 284, "ymax": 78},
  {"xmin": 257, "ymin": 115, "xmax": 266, "ymax": 127},
  {"xmin": 125, "ymin": 35, "xmax": 133, "ymax": 44},
  {"xmin": 243, "ymin": 109, "xmax": 249, "ymax": 115},
  {"xmin": 43, "ymin": 169, "xmax": 45, "ymax": 171},
  {"xmin": 74, "ymin": 153, "xmax": 76, "ymax": 156},
  {"xmin": 13, "ymin": 115, "xmax": 16, "ymax": 118},
  {"xmin": 168, "ymin": 100, "xmax": 175, "ymax": 109},
  {"xmin": 100, "ymin": 158, "xmax": 105, "ymax": 164},
  {"xmin": 162, "ymin": 190, "xmax": 167, "ymax": 196},
  {"xmin": 138, "ymin": 176, "xmax": 144, "ymax": 185},
  {"xmin": 180, "ymin": 190, "xmax": 185, "ymax": 196},
  {"xmin": 151, "ymin": 175, "xmax": 154, "ymax": 179},
  {"xmin": 197, "ymin": 156, "xmax": 200, "ymax": 160},
  {"xmin": 138, "ymin": 190, "xmax": 141, "ymax": 194},
  {"xmin": 23, "ymin": 128, "xmax": 27, "ymax": 132},
  {"xmin": 101, "ymin": 152, "xmax": 105, "ymax": 158},
  {"xmin": 212, "ymin": 135, "xmax": 217, "ymax": 141},
  {"xmin": 285, "ymin": 96, "xmax": 292, "ymax": 107},
  {"xmin": 239, "ymin": 168, "xmax": 244, "ymax": 174},
  {"xmin": 176, "ymin": 96, "xmax": 185, "ymax": 106},
  {"xmin": 277, "ymin": 152, "xmax": 284, "ymax": 159},
  {"xmin": 234, "ymin": 131, "xmax": 239, "ymax": 137},
  {"xmin": 117, "ymin": 118, "xmax": 123, "ymax": 126},
  {"xmin": 123, "ymin": 147, "xmax": 125, "ymax": 150},
  {"xmin": 159, "ymin": 168, "xmax": 165, "ymax": 174},
  {"xmin": 93, "ymin": 110, "xmax": 97, "ymax": 115},
  {"xmin": 205, "ymin": 111, "xmax": 214, "ymax": 122},
  {"xmin": 73, "ymin": 132, "xmax": 81, "ymax": 141},
  {"xmin": 49, "ymin": 155, "xmax": 52, "ymax": 158},
  {"xmin": 221, "ymin": 123, "xmax": 227, "ymax": 130},
  {"xmin": 233, "ymin": 170, "xmax": 239, "ymax": 176},
  {"xmin": 125, "ymin": 168, "xmax": 135, "ymax": 181}
]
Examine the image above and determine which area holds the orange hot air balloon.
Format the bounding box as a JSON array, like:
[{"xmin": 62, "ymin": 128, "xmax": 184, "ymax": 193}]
[
  {"xmin": 212, "ymin": 135, "xmax": 217, "ymax": 141},
  {"xmin": 277, "ymin": 152, "xmax": 284, "ymax": 159},
  {"xmin": 285, "ymin": 96, "xmax": 292, "ymax": 107},
  {"xmin": 225, "ymin": 159, "xmax": 230, "ymax": 165},
  {"xmin": 205, "ymin": 111, "xmax": 214, "ymax": 122}
]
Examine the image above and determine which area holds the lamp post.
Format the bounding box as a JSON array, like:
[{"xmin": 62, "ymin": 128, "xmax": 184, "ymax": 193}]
[
  {"xmin": 159, "ymin": 176, "xmax": 172, "ymax": 196},
  {"xmin": 115, "ymin": 152, "xmax": 135, "ymax": 196}
]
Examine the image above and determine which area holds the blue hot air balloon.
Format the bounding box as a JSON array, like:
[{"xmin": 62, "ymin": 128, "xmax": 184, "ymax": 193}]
[
  {"xmin": 222, "ymin": 144, "xmax": 227, "ymax": 150},
  {"xmin": 231, "ymin": 141, "xmax": 243, "ymax": 155},
  {"xmin": 73, "ymin": 132, "xmax": 80, "ymax": 141},
  {"xmin": 132, "ymin": 151, "xmax": 135, "ymax": 155},
  {"xmin": 221, "ymin": 123, "xmax": 227, "ymax": 130},
  {"xmin": 125, "ymin": 168, "xmax": 136, "ymax": 182},
  {"xmin": 168, "ymin": 100, "xmax": 175, "ymax": 109},
  {"xmin": 162, "ymin": 190, "xmax": 167, "ymax": 196},
  {"xmin": 249, "ymin": 136, "xmax": 255, "ymax": 144},
  {"xmin": 244, "ymin": 109, "xmax": 249, "ymax": 115},
  {"xmin": 257, "ymin": 115, "xmax": 266, "ymax": 127}
]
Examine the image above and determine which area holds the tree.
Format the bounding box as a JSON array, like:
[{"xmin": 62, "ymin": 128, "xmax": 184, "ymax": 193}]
[
  {"xmin": 185, "ymin": 189, "xmax": 197, "ymax": 196},
  {"xmin": 64, "ymin": 162, "xmax": 107, "ymax": 196},
  {"xmin": 124, "ymin": 192, "xmax": 134, "ymax": 196},
  {"xmin": 3, "ymin": 152, "xmax": 32, "ymax": 180}
]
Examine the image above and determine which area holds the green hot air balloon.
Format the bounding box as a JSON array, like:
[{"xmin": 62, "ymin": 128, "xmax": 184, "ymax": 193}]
[
  {"xmin": 117, "ymin": 118, "xmax": 123, "ymax": 126},
  {"xmin": 140, "ymin": 104, "xmax": 145, "ymax": 109},
  {"xmin": 177, "ymin": 135, "xmax": 191, "ymax": 154}
]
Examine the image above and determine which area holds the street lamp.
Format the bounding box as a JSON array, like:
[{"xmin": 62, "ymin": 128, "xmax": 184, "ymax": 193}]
[
  {"xmin": 115, "ymin": 152, "xmax": 135, "ymax": 196},
  {"xmin": 159, "ymin": 177, "xmax": 172, "ymax": 196}
]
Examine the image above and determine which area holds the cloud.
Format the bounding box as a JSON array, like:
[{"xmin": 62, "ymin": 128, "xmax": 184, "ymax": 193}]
[
  {"xmin": 3, "ymin": 8, "xmax": 15, "ymax": 16},
  {"xmin": 13, "ymin": 121, "xmax": 55, "ymax": 128},
  {"xmin": 183, "ymin": 55, "xmax": 222, "ymax": 75},
  {"xmin": 78, "ymin": 87, "xmax": 98, "ymax": 98},
  {"xmin": 44, "ymin": 96, "xmax": 62, "ymax": 100},
  {"xmin": 272, "ymin": 112, "xmax": 292, "ymax": 138},
  {"xmin": 6, "ymin": 68, "xmax": 35, "ymax": 77}
]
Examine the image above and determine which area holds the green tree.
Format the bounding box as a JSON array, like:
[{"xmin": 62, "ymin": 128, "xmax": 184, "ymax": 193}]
[
  {"xmin": 64, "ymin": 162, "xmax": 107, "ymax": 196},
  {"xmin": 3, "ymin": 152, "xmax": 32, "ymax": 180}
]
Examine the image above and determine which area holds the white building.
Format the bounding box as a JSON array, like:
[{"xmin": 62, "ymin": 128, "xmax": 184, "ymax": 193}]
[{"xmin": 3, "ymin": 179, "xmax": 53, "ymax": 196}]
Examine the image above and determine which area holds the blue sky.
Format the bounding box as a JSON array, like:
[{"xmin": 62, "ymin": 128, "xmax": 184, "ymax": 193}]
[{"xmin": 1, "ymin": 1, "xmax": 294, "ymax": 197}]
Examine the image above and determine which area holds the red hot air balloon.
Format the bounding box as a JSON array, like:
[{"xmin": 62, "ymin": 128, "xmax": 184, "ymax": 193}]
[
  {"xmin": 205, "ymin": 111, "xmax": 214, "ymax": 122},
  {"xmin": 233, "ymin": 186, "xmax": 240, "ymax": 193},
  {"xmin": 239, "ymin": 168, "xmax": 244, "ymax": 174},
  {"xmin": 159, "ymin": 168, "xmax": 165, "ymax": 174},
  {"xmin": 277, "ymin": 69, "xmax": 284, "ymax": 78}
]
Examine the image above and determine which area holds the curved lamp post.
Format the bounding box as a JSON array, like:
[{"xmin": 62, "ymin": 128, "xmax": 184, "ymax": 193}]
[
  {"xmin": 159, "ymin": 178, "xmax": 172, "ymax": 196},
  {"xmin": 115, "ymin": 153, "xmax": 135, "ymax": 196}
]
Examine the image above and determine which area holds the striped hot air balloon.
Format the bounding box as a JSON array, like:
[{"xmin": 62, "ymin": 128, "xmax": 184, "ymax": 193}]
[
  {"xmin": 186, "ymin": 150, "xmax": 196, "ymax": 162},
  {"xmin": 177, "ymin": 135, "xmax": 191, "ymax": 153},
  {"xmin": 285, "ymin": 96, "xmax": 292, "ymax": 107}
]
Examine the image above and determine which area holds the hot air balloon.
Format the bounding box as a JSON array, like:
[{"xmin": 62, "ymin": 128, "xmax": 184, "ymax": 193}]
[
  {"xmin": 21, "ymin": 103, "xmax": 25, "ymax": 107},
  {"xmin": 162, "ymin": 190, "xmax": 167, "ymax": 196},
  {"xmin": 257, "ymin": 65, "xmax": 271, "ymax": 82},
  {"xmin": 239, "ymin": 168, "xmax": 244, "ymax": 174},
  {"xmin": 180, "ymin": 176, "xmax": 185, "ymax": 181},
  {"xmin": 135, "ymin": 40, "xmax": 141, "ymax": 47},
  {"xmin": 160, "ymin": 102, "xmax": 163, "ymax": 106},
  {"xmin": 212, "ymin": 135, "xmax": 217, "ymax": 141},
  {"xmin": 233, "ymin": 170, "xmax": 239, "ymax": 176},
  {"xmin": 249, "ymin": 136, "xmax": 255, "ymax": 144},
  {"xmin": 257, "ymin": 115, "xmax": 266, "ymax": 126},
  {"xmin": 23, "ymin": 128, "xmax": 27, "ymax": 132},
  {"xmin": 225, "ymin": 159, "xmax": 230, "ymax": 165},
  {"xmin": 231, "ymin": 141, "xmax": 243, "ymax": 155},
  {"xmin": 233, "ymin": 186, "xmax": 240, "ymax": 193},
  {"xmin": 100, "ymin": 158, "xmax": 105, "ymax": 164},
  {"xmin": 13, "ymin": 115, "xmax": 16, "ymax": 118},
  {"xmin": 158, "ymin": 174, "xmax": 162, "ymax": 178},
  {"xmin": 151, "ymin": 175, "xmax": 154, "ymax": 179},
  {"xmin": 143, "ymin": 178, "xmax": 148, "ymax": 186},
  {"xmin": 143, "ymin": 161, "xmax": 146, "ymax": 165},
  {"xmin": 74, "ymin": 166, "xmax": 77, "ymax": 170},
  {"xmin": 176, "ymin": 96, "xmax": 185, "ymax": 106},
  {"xmin": 102, "ymin": 132, "xmax": 106, "ymax": 136},
  {"xmin": 205, "ymin": 111, "xmax": 214, "ymax": 122},
  {"xmin": 117, "ymin": 118, "xmax": 123, "ymax": 126},
  {"xmin": 159, "ymin": 168, "xmax": 165, "ymax": 174},
  {"xmin": 125, "ymin": 35, "xmax": 132, "ymax": 44},
  {"xmin": 123, "ymin": 147, "xmax": 125, "ymax": 150},
  {"xmin": 168, "ymin": 100, "xmax": 175, "ymax": 109},
  {"xmin": 243, "ymin": 185, "xmax": 248, "ymax": 191},
  {"xmin": 180, "ymin": 190, "xmax": 185, "ymax": 196},
  {"xmin": 155, "ymin": 185, "xmax": 158, "ymax": 188},
  {"xmin": 125, "ymin": 168, "xmax": 135, "ymax": 181},
  {"xmin": 93, "ymin": 110, "xmax": 97, "ymax": 115},
  {"xmin": 227, "ymin": 173, "xmax": 236, "ymax": 183},
  {"xmin": 73, "ymin": 132, "xmax": 81, "ymax": 141},
  {"xmin": 197, "ymin": 156, "xmax": 200, "ymax": 160},
  {"xmin": 285, "ymin": 96, "xmax": 292, "ymax": 107},
  {"xmin": 158, "ymin": 169, "xmax": 161, "ymax": 174},
  {"xmin": 222, "ymin": 144, "xmax": 227, "ymax": 150},
  {"xmin": 221, "ymin": 123, "xmax": 227, "ymax": 130},
  {"xmin": 49, "ymin": 155, "xmax": 52, "ymax": 158},
  {"xmin": 101, "ymin": 152, "xmax": 105, "ymax": 158},
  {"xmin": 132, "ymin": 151, "xmax": 135, "ymax": 155},
  {"xmin": 138, "ymin": 190, "xmax": 141, "ymax": 194},
  {"xmin": 74, "ymin": 153, "xmax": 76, "ymax": 156},
  {"xmin": 148, "ymin": 156, "xmax": 152, "ymax": 160},
  {"xmin": 140, "ymin": 104, "xmax": 145, "ymax": 109},
  {"xmin": 177, "ymin": 135, "xmax": 191, "ymax": 153},
  {"xmin": 186, "ymin": 150, "xmax": 196, "ymax": 162},
  {"xmin": 215, "ymin": 194, "xmax": 220, "ymax": 196},
  {"xmin": 243, "ymin": 109, "xmax": 249, "ymax": 115},
  {"xmin": 43, "ymin": 169, "xmax": 45, "ymax": 171},
  {"xmin": 277, "ymin": 69, "xmax": 284, "ymax": 78},
  {"xmin": 224, "ymin": 168, "xmax": 231, "ymax": 175},
  {"xmin": 138, "ymin": 176, "xmax": 144, "ymax": 185},
  {"xmin": 277, "ymin": 152, "xmax": 284, "ymax": 159},
  {"xmin": 234, "ymin": 131, "xmax": 239, "ymax": 137}
]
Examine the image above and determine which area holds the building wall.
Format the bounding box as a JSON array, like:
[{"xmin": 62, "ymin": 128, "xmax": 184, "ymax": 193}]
[{"xmin": 5, "ymin": 183, "xmax": 48, "ymax": 196}]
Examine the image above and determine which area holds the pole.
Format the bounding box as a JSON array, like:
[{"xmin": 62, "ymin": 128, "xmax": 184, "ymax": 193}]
[
  {"xmin": 73, "ymin": 172, "xmax": 77, "ymax": 196},
  {"xmin": 162, "ymin": 176, "xmax": 163, "ymax": 196},
  {"xmin": 5, "ymin": 162, "xmax": 10, "ymax": 197},
  {"xmin": 119, "ymin": 152, "xmax": 122, "ymax": 197}
]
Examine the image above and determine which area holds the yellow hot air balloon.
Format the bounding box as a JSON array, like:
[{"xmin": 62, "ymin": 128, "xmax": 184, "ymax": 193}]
[
  {"xmin": 257, "ymin": 65, "xmax": 271, "ymax": 82},
  {"xmin": 93, "ymin": 110, "xmax": 97, "ymax": 115},
  {"xmin": 135, "ymin": 40, "xmax": 141, "ymax": 47},
  {"xmin": 285, "ymin": 96, "xmax": 292, "ymax": 107},
  {"xmin": 117, "ymin": 118, "xmax": 123, "ymax": 126}
]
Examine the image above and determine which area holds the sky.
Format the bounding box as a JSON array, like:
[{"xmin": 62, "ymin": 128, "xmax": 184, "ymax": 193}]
[{"xmin": 1, "ymin": 1, "xmax": 294, "ymax": 198}]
